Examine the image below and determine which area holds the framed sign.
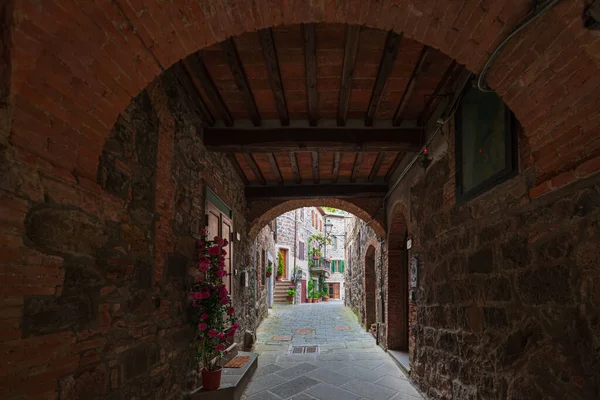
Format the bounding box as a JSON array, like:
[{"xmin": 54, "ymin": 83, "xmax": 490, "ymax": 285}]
[{"xmin": 410, "ymin": 256, "xmax": 418, "ymax": 288}]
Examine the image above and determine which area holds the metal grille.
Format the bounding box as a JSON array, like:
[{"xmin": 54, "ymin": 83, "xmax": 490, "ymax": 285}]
[{"xmin": 290, "ymin": 345, "xmax": 320, "ymax": 354}]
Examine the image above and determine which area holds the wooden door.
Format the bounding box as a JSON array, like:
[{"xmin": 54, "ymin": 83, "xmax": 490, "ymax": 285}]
[
  {"xmin": 279, "ymin": 249, "xmax": 287, "ymax": 278},
  {"xmin": 333, "ymin": 283, "xmax": 340, "ymax": 299},
  {"xmin": 206, "ymin": 202, "xmax": 233, "ymax": 296}
]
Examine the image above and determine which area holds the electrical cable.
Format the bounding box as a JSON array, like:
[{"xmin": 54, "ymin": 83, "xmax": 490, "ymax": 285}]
[{"xmin": 477, "ymin": 0, "xmax": 563, "ymax": 92}]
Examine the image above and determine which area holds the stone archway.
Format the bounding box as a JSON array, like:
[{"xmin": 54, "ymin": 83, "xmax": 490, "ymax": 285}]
[
  {"xmin": 364, "ymin": 244, "xmax": 376, "ymax": 333},
  {"xmin": 387, "ymin": 201, "xmax": 409, "ymax": 351},
  {"xmin": 7, "ymin": 0, "xmax": 600, "ymax": 198},
  {"xmin": 248, "ymin": 197, "xmax": 385, "ymax": 238}
]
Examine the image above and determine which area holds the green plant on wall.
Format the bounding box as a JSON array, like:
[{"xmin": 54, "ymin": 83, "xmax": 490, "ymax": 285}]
[
  {"xmin": 307, "ymin": 279, "xmax": 316, "ymax": 298},
  {"xmin": 277, "ymin": 252, "xmax": 285, "ymax": 276}
]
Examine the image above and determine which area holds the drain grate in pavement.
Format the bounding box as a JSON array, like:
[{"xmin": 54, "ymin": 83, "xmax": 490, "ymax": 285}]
[{"xmin": 289, "ymin": 345, "xmax": 319, "ymax": 354}]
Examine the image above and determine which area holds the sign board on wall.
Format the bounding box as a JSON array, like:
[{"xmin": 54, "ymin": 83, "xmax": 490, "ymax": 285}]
[{"xmin": 410, "ymin": 256, "xmax": 418, "ymax": 288}]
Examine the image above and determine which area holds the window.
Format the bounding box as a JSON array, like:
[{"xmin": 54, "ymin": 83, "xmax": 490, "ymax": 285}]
[
  {"xmin": 312, "ymin": 211, "xmax": 315, "ymax": 227},
  {"xmin": 319, "ymin": 219, "xmax": 322, "ymax": 232},
  {"xmin": 331, "ymin": 260, "xmax": 336, "ymax": 273},
  {"xmin": 455, "ymin": 84, "xmax": 518, "ymax": 202},
  {"xmin": 333, "ymin": 236, "xmax": 338, "ymax": 249},
  {"xmin": 300, "ymin": 209, "xmax": 304, "ymax": 221},
  {"xmin": 340, "ymin": 260, "xmax": 345, "ymax": 273},
  {"xmin": 298, "ymin": 241, "xmax": 305, "ymax": 261}
]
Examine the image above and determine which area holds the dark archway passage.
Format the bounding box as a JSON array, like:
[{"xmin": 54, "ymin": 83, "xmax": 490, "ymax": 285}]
[
  {"xmin": 364, "ymin": 245, "xmax": 376, "ymax": 333},
  {"xmin": 387, "ymin": 204, "xmax": 409, "ymax": 351}
]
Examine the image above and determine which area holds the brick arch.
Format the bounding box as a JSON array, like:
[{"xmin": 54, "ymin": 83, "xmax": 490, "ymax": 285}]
[
  {"xmin": 9, "ymin": 0, "xmax": 600, "ymax": 194},
  {"xmin": 386, "ymin": 201, "xmax": 409, "ymax": 351},
  {"xmin": 247, "ymin": 197, "xmax": 385, "ymax": 238}
]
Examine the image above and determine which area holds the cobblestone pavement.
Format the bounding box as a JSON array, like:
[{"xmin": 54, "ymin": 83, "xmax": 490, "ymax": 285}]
[{"xmin": 242, "ymin": 301, "xmax": 423, "ymax": 400}]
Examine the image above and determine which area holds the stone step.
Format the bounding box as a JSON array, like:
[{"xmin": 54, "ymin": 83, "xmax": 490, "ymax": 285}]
[{"xmin": 188, "ymin": 351, "xmax": 258, "ymax": 400}]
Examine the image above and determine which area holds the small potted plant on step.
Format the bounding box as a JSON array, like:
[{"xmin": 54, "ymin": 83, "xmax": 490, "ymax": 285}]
[
  {"xmin": 266, "ymin": 264, "xmax": 273, "ymax": 278},
  {"xmin": 276, "ymin": 252, "xmax": 284, "ymax": 282},
  {"xmin": 286, "ymin": 286, "xmax": 296, "ymax": 303},
  {"xmin": 189, "ymin": 230, "xmax": 239, "ymax": 391},
  {"xmin": 307, "ymin": 280, "xmax": 316, "ymax": 303},
  {"xmin": 322, "ymin": 286, "xmax": 330, "ymax": 302}
]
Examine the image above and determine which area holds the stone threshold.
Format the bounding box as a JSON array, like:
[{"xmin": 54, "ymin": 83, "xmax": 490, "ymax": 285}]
[
  {"xmin": 188, "ymin": 351, "xmax": 258, "ymax": 400},
  {"xmin": 388, "ymin": 349, "xmax": 410, "ymax": 375}
]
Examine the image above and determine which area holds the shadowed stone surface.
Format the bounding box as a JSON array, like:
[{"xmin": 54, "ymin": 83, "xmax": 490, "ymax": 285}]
[{"xmin": 242, "ymin": 302, "xmax": 422, "ymax": 399}]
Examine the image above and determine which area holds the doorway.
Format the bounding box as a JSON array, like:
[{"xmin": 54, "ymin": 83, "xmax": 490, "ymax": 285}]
[
  {"xmin": 279, "ymin": 248, "xmax": 288, "ymax": 279},
  {"xmin": 365, "ymin": 245, "xmax": 376, "ymax": 332}
]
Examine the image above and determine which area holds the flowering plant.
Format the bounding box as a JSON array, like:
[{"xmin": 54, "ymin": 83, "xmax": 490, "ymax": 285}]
[{"xmin": 189, "ymin": 230, "xmax": 238, "ymax": 372}]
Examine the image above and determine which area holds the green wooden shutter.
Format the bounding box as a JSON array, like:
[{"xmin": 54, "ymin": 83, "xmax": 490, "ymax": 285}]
[{"xmin": 340, "ymin": 260, "xmax": 345, "ymax": 273}]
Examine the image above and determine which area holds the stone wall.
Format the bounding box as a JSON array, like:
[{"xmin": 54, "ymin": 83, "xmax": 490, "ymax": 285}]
[
  {"xmin": 254, "ymin": 223, "xmax": 276, "ymax": 320},
  {"xmin": 1, "ymin": 73, "xmax": 270, "ymax": 399}
]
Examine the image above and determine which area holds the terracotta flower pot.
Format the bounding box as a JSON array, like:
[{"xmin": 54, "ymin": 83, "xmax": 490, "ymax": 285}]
[
  {"xmin": 287, "ymin": 295, "xmax": 294, "ymax": 302},
  {"xmin": 276, "ymin": 275, "xmax": 283, "ymax": 282},
  {"xmin": 202, "ymin": 367, "xmax": 222, "ymax": 390},
  {"xmin": 324, "ymin": 296, "xmax": 329, "ymax": 302},
  {"xmin": 266, "ymin": 272, "xmax": 272, "ymax": 278}
]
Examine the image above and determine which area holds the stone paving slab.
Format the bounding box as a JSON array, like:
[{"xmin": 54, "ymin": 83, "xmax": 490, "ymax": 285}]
[{"xmin": 242, "ymin": 302, "xmax": 423, "ymax": 400}]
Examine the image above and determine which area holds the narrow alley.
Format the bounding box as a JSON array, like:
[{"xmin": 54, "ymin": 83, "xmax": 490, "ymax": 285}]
[{"xmin": 243, "ymin": 302, "xmax": 422, "ymax": 400}]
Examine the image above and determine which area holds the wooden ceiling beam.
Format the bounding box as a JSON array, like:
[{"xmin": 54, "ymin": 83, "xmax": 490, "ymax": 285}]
[
  {"xmin": 350, "ymin": 152, "xmax": 364, "ymax": 183},
  {"xmin": 337, "ymin": 25, "xmax": 361, "ymax": 127},
  {"xmin": 267, "ymin": 153, "xmax": 284, "ymax": 185},
  {"xmin": 220, "ymin": 38, "xmax": 261, "ymax": 127},
  {"xmin": 243, "ymin": 153, "xmax": 266, "ymax": 185},
  {"xmin": 332, "ymin": 152, "xmax": 341, "ymax": 184},
  {"xmin": 183, "ymin": 54, "xmax": 234, "ymax": 126},
  {"xmin": 368, "ymin": 152, "xmax": 385, "ymax": 182},
  {"xmin": 246, "ymin": 184, "xmax": 388, "ymax": 200},
  {"xmin": 203, "ymin": 127, "xmax": 422, "ymax": 152},
  {"xmin": 170, "ymin": 62, "xmax": 215, "ymax": 126},
  {"xmin": 259, "ymin": 28, "xmax": 289, "ymax": 126},
  {"xmin": 303, "ymin": 23, "xmax": 318, "ymax": 126},
  {"xmin": 365, "ymin": 31, "xmax": 403, "ymax": 127},
  {"xmin": 393, "ymin": 46, "xmax": 430, "ymax": 126},
  {"xmin": 312, "ymin": 151, "xmax": 319, "ymax": 184},
  {"xmin": 227, "ymin": 154, "xmax": 249, "ymax": 185},
  {"xmin": 289, "ymin": 152, "xmax": 301, "ymax": 184}
]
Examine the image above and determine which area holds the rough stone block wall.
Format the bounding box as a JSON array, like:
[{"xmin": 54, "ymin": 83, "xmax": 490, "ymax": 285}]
[{"xmin": 0, "ymin": 74, "xmax": 270, "ymax": 399}]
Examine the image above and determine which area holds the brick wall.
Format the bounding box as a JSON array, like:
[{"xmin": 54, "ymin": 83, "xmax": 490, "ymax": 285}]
[{"xmin": 0, "ymin": 75, "xmax": 272, "ymax": 399}]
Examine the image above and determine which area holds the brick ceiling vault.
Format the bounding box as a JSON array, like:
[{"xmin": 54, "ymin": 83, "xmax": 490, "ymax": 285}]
[{"xmin": 8, "ymin": 0, "xmax": 600, "ymax": 205}]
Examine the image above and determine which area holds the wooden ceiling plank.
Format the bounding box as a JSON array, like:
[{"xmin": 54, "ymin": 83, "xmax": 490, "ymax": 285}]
[
  {"xmin": 365, "ymin": 31, "xmax": 403, "ymax": 127},
  {"xmin": 368, "ymin": 152, "xmax": 385, "ymax": 182},
  {"xmin": 227, "ymin": 154, "xmax": 249, "ymax": 185},
  {"xmin": 332, "ymin": 152, "xmax": 341, "ymax": 184},
  {"xmin": 303, "ymin": 23, "xmax": 318, "ymax": 126},
  {"xmin": 311, "ymin": 151, "xmax": 319, "ymax": 184},
  {"xmin": 220, "ymin": 38, "xmax": 262, "ymax": 127},
  {"xmin": 393, "ymin": 46, "xmax": 430, "ymax": 126},
  {"xmin": 184, "ymin": 54, "xmax": 234, "ymax": 126},
  {"xmin": 203, "ymin": 127, "xmax": 422, "ymax": 152},
  {"xmin": 289, "ymin": 152, "xmax": 301, "ymax": 184},
  {"xmin": 267, "ymin": 153, "xmax": 284, "ymax": 185},
  {"xmin": 170, "ymin": 62, "xmax": 215, "ymax": 126},
  {"xmin": 350, "ymin": 152, "xmax": 365, "ymax": 183},
  {"xmin": 421, "ymin": 60, "xmax": 459, "ymax": 125},
  {"xmin": 260, "ymin": 28, "xmax": 290, "ymax": 126},
  {"xmin": 243, "ymin": 153, "xmax": 266, "ymax": 185},
  {"xmin": 385, "ymin": 152, "xmax": 403, "ymax": 182},
  {"xmin": 246, "ymin": 184, "xmax": 388, "ymax": 199},
  {"xmin": 337, "ymin": 25, "xmax": 361, "ymax": 127}
]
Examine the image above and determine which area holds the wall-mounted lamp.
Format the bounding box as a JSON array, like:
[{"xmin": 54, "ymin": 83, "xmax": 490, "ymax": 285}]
[{"xmin": 420, "ymin": 148, "xmax": 432, "ymax": 170}]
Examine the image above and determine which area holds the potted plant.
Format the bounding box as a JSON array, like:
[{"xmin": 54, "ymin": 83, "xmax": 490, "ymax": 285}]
[
  {"xmin": 189, "ymin": 230, "xmax": 239, "ymax": 390},
  {"xmin": 266, "ymin": 264, "xmax": 273, "ymax": 278},
  {"xmin": 286, "ymin": 286, "xmax": 296, "ymax": 302},
  {"xmin": 307, "ymin": 280, "xmax": 316, "ymax": 303},
  {"xmin": 322, "ymin": 286, "xmax": 329, "ymax": 301},
  {"xmin": 276, "ymin": 252, "xmax": 284, "ymax": 281}
]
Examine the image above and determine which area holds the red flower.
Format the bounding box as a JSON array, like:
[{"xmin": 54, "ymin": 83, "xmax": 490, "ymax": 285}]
[
  {"xmin": 198, "ymin": 323, "xmax": 208, "ymax": 331},
  {"xmin": 216, "ymin": 344, "xmax": 226, "ymax": 351},
  {"xmin": 200, "ymin": 313, "xmax": 208, "ymax": 320},
  {"xmin": 208, "ymin": 246, "xmax": 221, "ymax": 256},
  {"xmin": 227, "ymin": 307, "xmax": 235, "ymax": 315},
  {"xmin": 208, "ymin": 329, "xmax": 217, "ymax": 338},
  {"xmin": 220, "ymin": 297, "xmax": 229, "ymax": 305}
]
